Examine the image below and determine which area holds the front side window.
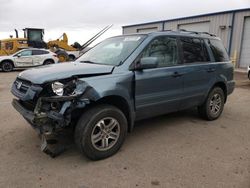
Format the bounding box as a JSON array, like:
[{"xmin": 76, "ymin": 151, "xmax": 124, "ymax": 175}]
[
  {"xmin": 78, "ymin": 35, "xmax": 146, "ymax": 66},
  {"xmin": 180, "ymin": 37, "xmax": 210, "ymax": 64},
  {"xmin": 141, "ymin": 36, "xmax": 178, "ymax": 67},
  {"xmin": 18, "ymin": 50, "xmax": 32, "ymax": 56},
  {"xmin": 28, "ymin": 30, "xmax": 43, "ymax": 42},
  {"xmin": 208, "ymin": 39, "xmax": 229, "ymax": 62}
]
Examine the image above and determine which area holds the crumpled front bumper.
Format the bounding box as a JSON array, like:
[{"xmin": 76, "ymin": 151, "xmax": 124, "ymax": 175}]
[
  {"xmin": 11, "ymin": 78, "xmax": 99, "ymax": 134},
  {"xmin": 12, "ymin": 96, "xmax": 88, "ymax": 134},
  {"xmin": 12, "ymin": 99, "xmax": 36, "ymax": 127}
]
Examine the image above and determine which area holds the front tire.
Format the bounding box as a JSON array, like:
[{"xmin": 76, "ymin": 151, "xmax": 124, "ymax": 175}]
[
  {"xmin": 75, "ymin": 105, "xmax": 127, "ymax": 160},
  {"xmin": 198, "ymin": 87, "xmax": 225, "ymax": 121},
  {"xmin": 1, "ymin": 61, "xmax": 13, "ymax": 72}
]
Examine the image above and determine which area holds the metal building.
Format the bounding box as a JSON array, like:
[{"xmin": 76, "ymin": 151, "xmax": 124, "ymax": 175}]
[{"xmin": 122, "ymin": 8, "xmax": 250, "ymax": 68}]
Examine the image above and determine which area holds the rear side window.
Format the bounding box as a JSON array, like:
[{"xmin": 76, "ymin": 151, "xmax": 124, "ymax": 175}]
[
  {"xmin": 32, "ymin": 50, "xmax": 49, "ymax": 55},
  {"xmin": 208, "ymin": 39, "xmax": 229, "ymax": 62},
  {"xmin": 180, "ymin": 37, "xmax": 210, "ymax": 64}
]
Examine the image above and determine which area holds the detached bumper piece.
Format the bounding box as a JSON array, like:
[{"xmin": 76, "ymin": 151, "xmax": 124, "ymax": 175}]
[{"xmin": 40, "ymin": 134, "xmax": 66, "ymax": 158}]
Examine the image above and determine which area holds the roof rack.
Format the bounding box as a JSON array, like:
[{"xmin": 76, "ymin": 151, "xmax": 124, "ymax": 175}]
[{"xmin": 178, "ymin": 29, "xmax": 216, "ymax": 37}]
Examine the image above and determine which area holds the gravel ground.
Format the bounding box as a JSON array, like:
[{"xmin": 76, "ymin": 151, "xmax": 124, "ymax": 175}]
[{"xmin": 0, "ymin": 71, "xmax": 250, "ymax": 188}]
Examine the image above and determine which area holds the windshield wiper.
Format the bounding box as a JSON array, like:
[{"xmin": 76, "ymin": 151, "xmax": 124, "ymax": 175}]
[{"xmin": 80, "ymin": 60, "xmax": 96, "ymax": 64}]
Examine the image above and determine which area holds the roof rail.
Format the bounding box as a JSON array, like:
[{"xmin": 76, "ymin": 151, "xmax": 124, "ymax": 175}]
[
  {"xmin": 161, "ymin": 29, "xmax": 172, "ymax": 32},
  {"xmin": 177, "ymin": 29, "xmax": 216, "ymax": 37},
  {"xmin": 199, "ymin": 32, "xmax": 216, "ymax": 37}
]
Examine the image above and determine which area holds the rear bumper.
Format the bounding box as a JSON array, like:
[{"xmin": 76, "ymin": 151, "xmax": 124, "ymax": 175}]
[{"xmin": 227, "ymin": 80, "xmax": 235, "ymax": 95}]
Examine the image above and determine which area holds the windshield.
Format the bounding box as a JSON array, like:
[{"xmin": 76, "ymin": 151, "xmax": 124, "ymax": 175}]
[{"xmin": 78, "ymin": 35, "xmax": 146, "ymax": 66}]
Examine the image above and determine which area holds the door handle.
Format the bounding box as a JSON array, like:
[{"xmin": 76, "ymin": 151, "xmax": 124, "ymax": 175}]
[
  {"xmin": 207, "ymin": 68, "xmax": 216, "ymax": 73},
  {"xmin": 172, "ymin": 72, "xmax": 183, "ymax": 78}
]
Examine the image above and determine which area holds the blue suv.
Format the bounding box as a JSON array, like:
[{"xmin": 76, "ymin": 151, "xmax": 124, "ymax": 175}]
[{"xmin": 11, "ymin": 31, "xmax": 235, "ymax": 160}]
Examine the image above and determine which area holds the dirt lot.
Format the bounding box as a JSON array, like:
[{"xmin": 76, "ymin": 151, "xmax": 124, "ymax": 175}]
[{"xmin": 0, "ymin": 71, "xmax": 250, "ymax": 188}]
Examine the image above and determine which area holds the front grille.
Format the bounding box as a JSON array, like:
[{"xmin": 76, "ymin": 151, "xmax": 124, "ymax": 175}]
[{"xmin": 14, "ymin": 78, "xmax": 32, "ymax": 94}]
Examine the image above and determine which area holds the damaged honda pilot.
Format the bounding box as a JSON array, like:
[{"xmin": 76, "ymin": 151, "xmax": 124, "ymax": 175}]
[{"xmin": 11, "ymin": 31, "xmax": 235, "ymax": 160}]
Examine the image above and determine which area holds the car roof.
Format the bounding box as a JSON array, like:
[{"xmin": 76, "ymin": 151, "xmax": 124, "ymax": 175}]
[
  {"xmin": 147, "ymin": 31, "xmax": 220, "ymax": 40},
  {"xmin": 116, "ymin": 30, "xmax": 220, "ymax": 40}
]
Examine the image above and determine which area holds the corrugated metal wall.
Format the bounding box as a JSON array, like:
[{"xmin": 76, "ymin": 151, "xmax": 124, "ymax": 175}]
[
  {"xmin": 123, "ymin": 9, "xmax": 250, "ymax": 67},
  {"xmin": 163, "ymin": 13, "xmax": 232, "ymax": 48},
  {"xmin": 123, "ymin": 23, "xmax": 163, "ymax": 34},
  {"xmin": 231, "ymin": 10, "xmax": 250, "ymax": 67}
]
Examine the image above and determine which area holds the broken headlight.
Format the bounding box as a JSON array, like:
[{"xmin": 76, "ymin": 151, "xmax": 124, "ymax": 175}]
[
  {"xmin": 51, "ymin": 79, "xmax": 84, "ymax": 96},
  {"xmin": 51, "ymin": 82, "xmax": 64, "ymax": 96}
]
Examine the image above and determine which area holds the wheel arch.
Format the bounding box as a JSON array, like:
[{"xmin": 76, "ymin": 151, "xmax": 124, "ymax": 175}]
[
  {"xmin": 211, "ymin": 81, "xmax": 227, "ymax": 103},
  {"xmin": 43, "ymin": 58, "xmax": 55, "ymax": 65},
  {"xmin": 0, "ymin": 59, "xmax": 15, "ymax": 66},
  {"xmin": 94, "ymin": 95, "xmax": 134, "ymax": 132}
]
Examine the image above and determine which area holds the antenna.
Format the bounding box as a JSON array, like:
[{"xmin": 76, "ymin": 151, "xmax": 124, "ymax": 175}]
[{"xmin": 80, "ymin": 25, "xmax": 113, "ymax": 51}]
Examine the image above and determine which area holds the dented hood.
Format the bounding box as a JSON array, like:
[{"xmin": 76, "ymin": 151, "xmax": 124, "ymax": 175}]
[{"xmin": 18, "ymin": 62, "xmax": 114, "ymax": 84}]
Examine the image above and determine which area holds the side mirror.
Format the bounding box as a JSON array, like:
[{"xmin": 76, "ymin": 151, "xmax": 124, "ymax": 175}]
[
  {"xmin": 17, "ymin": 54, "xmax": 21, "ymax": 58},
  {"xmin": 136, "ymin": 57, "xmax": 158, "ymax": 70}
]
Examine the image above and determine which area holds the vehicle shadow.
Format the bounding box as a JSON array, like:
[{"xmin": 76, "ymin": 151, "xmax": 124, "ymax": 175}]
[{"xmin": 57, "ymin": 108, "xmax": 202, "ymax": 160}]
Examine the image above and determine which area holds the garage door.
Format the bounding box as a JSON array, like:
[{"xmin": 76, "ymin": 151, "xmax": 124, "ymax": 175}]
[
  {"xmin": 137, "ymin": 27, "xmax": 158, "ymax": 33},
  {"xmin": 178, "ymin": 21, "xmax": 210, "ymax": 32},
  {"xmin": 239, "ymin": 17, "xmax": 250, "ymax": 68}
]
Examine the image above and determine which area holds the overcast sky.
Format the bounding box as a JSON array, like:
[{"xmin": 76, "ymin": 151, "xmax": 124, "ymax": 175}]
[{"xmin": 0, "ymin": 0, "xmax": 249, "ymax": 45}]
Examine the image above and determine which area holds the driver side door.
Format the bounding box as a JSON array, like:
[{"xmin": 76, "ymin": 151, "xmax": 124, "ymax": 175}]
[
  {"xmin": 134, "ymin": 36, "xmax": 184, "ymax": 120},
  {"xmin": 14, "ymin": 50, "xmax": 33, "ymax": 67}
]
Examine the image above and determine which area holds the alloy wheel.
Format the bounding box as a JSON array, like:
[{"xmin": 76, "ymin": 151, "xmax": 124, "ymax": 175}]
[
  {"xmin": 91, "ymin": 117, "xmax": 120, "ymax": 151},
  {"xmin": 209, "ymin": 93, "xmax": 222, "ymax": 115}
]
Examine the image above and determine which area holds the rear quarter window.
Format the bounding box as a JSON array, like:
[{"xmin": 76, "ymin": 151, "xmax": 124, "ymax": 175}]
[
  {"xmin": 32, "ymin": 50, "xmax": 49, "ymax": 55},
  {"xmin": 208, "ymin": 39, "xmax": 229, "ymax": 62},
  {"xmin": 180, "ymin": 37, "xmax": 210, "ymax": 64}
]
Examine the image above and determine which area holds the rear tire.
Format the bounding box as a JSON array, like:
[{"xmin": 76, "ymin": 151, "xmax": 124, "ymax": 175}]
[
  {"xmin": 74, "ymin": 105, "xmax": 127, "ymax": 160},
  {"xmin": 198, "ymin": 87, "xmax": 225, "ymax": 121},
  {"xmin": 1, "ymin": 61, "xmax": 13, "ymax": 72}
]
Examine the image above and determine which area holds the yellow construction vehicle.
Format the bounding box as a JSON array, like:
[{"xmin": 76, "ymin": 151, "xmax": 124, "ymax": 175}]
[
  {"xmin": 0, "ymin": 28, "xmax": 70, "ymax": 61},
  {"xmin": 47, "ymin": 25, "xmax": 113, "ymax": 62},
  {"xmin": 0, "ymin": 29, "xmax": 28, "ymax": 56},
  {"xmin": 0, "ymin": 25, "xmax": 112, "ymax": 62},
  {"xmin": 0, "ymin": 37, "xmax": 28, "ymax": 56},
  {"xmin": 0, "ymin": 28, "xmax": 45, "ymax": 56},
  {"xmin": 47, "ymin": 33, "xmax": 80, "ymax": 62},
  {"xmin": 48, "ymin": 33, "xmax": 77, "ymax": 51}
]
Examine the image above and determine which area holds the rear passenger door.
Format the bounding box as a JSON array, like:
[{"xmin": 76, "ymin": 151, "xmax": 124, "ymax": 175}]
[
  {"xmin": 32, "ymin": 50, "xmax": 48, "ymax": 66},
  {"xmin": 134, "ymin": 36, "xmax": 184, "ymax": 120},
  {"xmin": 179, "ymin": 37, "xmax": 216, "ymax": 110}
]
